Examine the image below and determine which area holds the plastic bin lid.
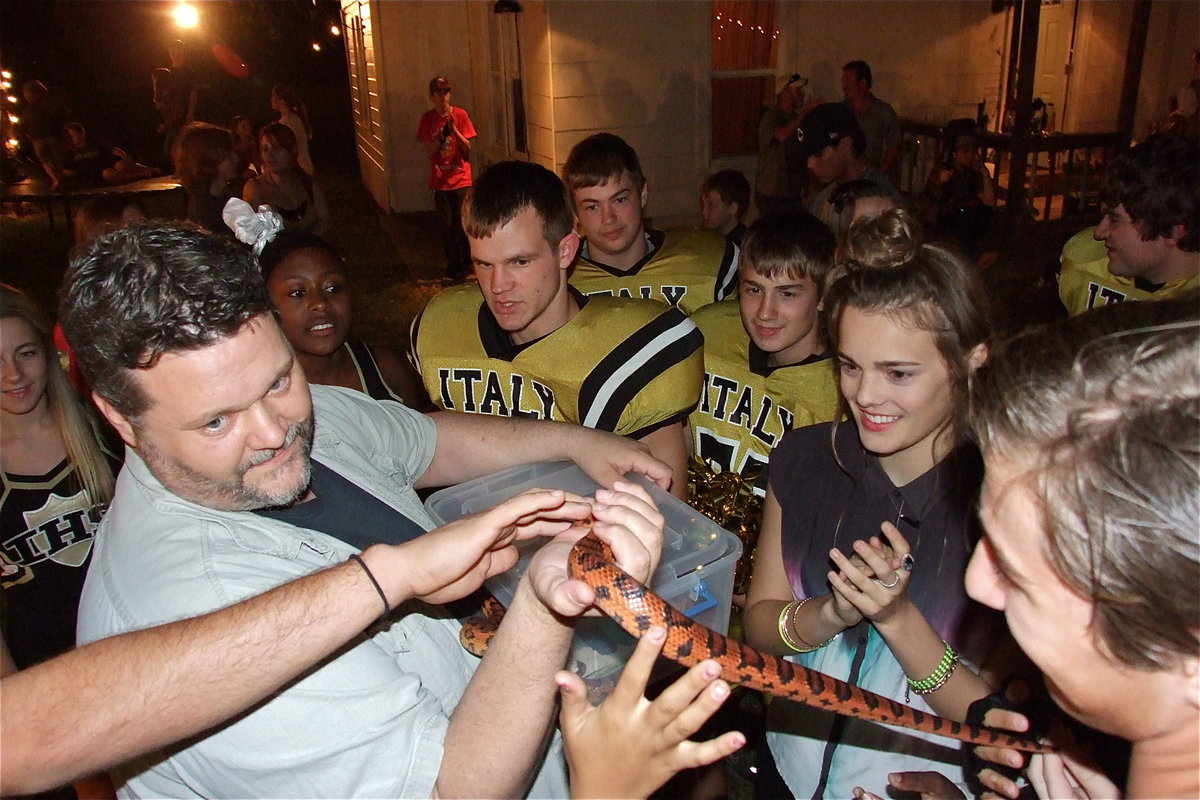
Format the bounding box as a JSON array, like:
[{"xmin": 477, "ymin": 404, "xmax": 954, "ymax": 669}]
[{"xmin": 423, "ymin": 460, "xmax": 741, "ymax": 604}]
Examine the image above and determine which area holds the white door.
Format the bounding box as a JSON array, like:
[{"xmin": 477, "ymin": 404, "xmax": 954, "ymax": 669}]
[
  {"xmin": 1034, "ymin": 0, "xmax": 1078, "ymax": 133},
  {"xmin": 487, "ymin": 9, "xmax": 527, "ymax": 163}
]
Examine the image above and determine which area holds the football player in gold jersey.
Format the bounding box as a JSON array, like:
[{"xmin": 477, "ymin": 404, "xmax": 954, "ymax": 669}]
[
  {"xmin": 1059, "ymin": 132, "xmax": 1198, "ymax": 315},
  {"xmin": 413, "ymin": 161, "xmax": 703, "ymax": 498},
  {"xmin": 688, "ymin": 210, "xmax": 840, "ymax": 595},
  {"xmin": 563, "ymin": 133, "xmax": 739, "ymax": 315}
]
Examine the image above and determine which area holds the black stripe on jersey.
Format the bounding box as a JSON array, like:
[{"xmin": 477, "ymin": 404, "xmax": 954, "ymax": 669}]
[
  {"xmin": 408, "ymin": 309, "xmax": 425, "ymax": 372},
  {"xmin": 578, "ymin": 308, "xmax": 702, "ymax": 432},
  {"xmin": 579, "ymin": 229, "xmax": 665, "ymax": 276},
  {"xmin": 713, "ymin": 239, "xmax": 740, "ymax": 302},
  {"xmin": 346, "ymin": 341, "xmax": 402, "ymax": 403},
  {"xmin": 478, "ymin": 300, "xmax": 514, "ymax": 359}
]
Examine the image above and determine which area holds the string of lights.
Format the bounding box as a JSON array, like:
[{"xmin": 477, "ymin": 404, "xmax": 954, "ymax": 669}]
[
  {"xmin": 1, "ymin": 70, "xmax": 19, "ymax": 157},
  {"xmin": 713, "ymin": 10, "xmax": 779, "ymax": 42}
]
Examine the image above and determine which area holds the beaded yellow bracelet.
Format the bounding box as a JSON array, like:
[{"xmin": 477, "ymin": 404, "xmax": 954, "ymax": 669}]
[
  {"xmin": 777, "ymin": 598, "xmax": 838, "ymax": 653},
  {"xmin": 906, "ymin": 641, "xmax": 959, "ymax": 696}
]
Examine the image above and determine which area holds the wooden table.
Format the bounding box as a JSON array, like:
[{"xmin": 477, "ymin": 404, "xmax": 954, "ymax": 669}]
[{"xmin": 2, "ymin": 175, "xmax": 186, "ymax": 240}]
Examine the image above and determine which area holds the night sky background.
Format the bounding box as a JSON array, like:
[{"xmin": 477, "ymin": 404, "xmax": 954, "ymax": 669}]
[{"xmin": 1, "ymin": 0, "xmax": 355, "ymax": 167}]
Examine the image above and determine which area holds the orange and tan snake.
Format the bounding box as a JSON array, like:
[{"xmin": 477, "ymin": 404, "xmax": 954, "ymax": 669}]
[{"xmin": 461, "ymin": 531, "xmax": 1051, "ymax": 754}]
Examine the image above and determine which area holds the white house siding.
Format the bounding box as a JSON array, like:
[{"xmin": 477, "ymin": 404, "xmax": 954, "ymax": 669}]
[
  {"xmin": 347, "ymin": 0, "xmax": 486, "ymax": 211},
  {"xmin": 341, "ymin": 0, "xmax": 389, "ymax": 208},
  {"xmin": 354, "ymin": 1, "xmax": 1197, "ymax": 217},
  {"xmin": 541, "ymin": 1, "xmax": 710, "ymax": 227}
]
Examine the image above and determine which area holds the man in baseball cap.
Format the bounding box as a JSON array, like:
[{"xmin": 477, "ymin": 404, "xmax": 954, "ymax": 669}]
[
  {"xmin": 754, "ymin": 74, "xmax": 814, "ymax": 215},
  {"xmin": 778, "ymin": 73, "xmax": 808, "ymax": 95},
  {"xmin": 417, "ymin": 75, "xmax": 478, "ymax": 280},
  {"xmin": 800, "ymin": 102, "xmax": 899, "ymax": 224}
]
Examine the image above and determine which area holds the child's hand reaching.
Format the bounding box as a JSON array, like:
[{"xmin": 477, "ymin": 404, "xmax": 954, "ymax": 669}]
[{"xmin": 557, "ymin": 626, "xmax": 745, "ymax": 799}]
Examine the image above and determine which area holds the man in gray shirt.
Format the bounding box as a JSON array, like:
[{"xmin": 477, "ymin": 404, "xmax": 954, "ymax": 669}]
[
  {"xmin": 842, "ymin": 60, "xmax": 901, "ymax": 179},
  {"xmin": 61, "ymin": 224, "xmax": 670, "ymax": 799}
]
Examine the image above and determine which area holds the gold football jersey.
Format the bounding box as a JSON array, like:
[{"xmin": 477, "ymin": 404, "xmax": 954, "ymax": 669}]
[
  {"xmin": 570, "ymin": 226, "xmax": 738, "ymax": 315},
  {"xmin": 1059, "ymin": 226, "xmax": 1199, "ymax": 315},
  {"xmin": 688, "ymin": 299, "xmax": 839, "ymax": 496},
  {"xmin": 415, "ymin": 285, "xmax": 703, "ymax": 437}
]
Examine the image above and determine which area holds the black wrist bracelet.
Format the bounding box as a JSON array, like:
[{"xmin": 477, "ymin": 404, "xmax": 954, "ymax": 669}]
[{"xmin": 349, "ymin": 553, "xmax": 390, "ymax": 618}]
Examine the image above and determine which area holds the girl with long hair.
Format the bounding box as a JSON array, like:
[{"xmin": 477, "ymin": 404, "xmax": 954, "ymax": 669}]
[
  {"xmin": 1, "ymin": 285, "xmax": 118, "ymax": 673},
  {"xmin": 745, "ymin": 209, "xmax": 1002, "ymax": 797},
  {"xmin": 243, "ymin": 122, "xmax": 328, "ymax": 236}
]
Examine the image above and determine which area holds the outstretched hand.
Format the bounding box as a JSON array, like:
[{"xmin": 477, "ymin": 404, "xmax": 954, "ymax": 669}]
[
  {"xmin": 973, "ymin": 708, "xmax": 1034, "ymax": 799},
  {"xmin": 974, "ymin": 709, "xmax": 1118, "ymax": 800},
  {"xmin": 854, "ymin": 771, "xmax": 966, "ymax": 800},
  {"xmin": 558, "ymin": 626, "xmax": 745, "ymax": 800},
  {"xmin": 387, "ymin": 488, "xmax": 591, "ymax": 605},
  {"xmin": 571, "ymin": 427, "xmax": 674, "ymax": 493},
  {"xmin": 525, "ymin": 481, "xmax": 664, "ymax": 618}
]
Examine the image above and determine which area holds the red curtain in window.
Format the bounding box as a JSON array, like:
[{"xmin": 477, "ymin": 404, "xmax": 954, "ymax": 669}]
[
  {"xmin": 711, "ymin": 1, "xmax": 778, "ymax": 156},
  {"xmin": 712, "ymin": 75, "xmax": 774, "ymax": 156}
]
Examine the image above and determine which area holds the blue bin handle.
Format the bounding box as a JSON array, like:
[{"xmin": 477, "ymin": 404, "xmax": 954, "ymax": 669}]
[{"xmin": 682, "ymin": 579, "xmax": 718, "ymax": 618}]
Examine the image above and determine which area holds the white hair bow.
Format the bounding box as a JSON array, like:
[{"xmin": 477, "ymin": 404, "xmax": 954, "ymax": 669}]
[{"xmin": 222, "ymin": 198, "xmax": 284, "ymax": 256}]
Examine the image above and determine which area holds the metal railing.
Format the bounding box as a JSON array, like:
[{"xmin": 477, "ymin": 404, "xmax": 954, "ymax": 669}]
[{"xmin": 898, "ymin": 119, "xmax": 1125, "ymax": 227}]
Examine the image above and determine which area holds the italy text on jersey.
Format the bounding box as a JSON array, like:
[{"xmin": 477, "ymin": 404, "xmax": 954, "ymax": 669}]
[
  {"xmin": 1085, "ymin": 281, "xmax": 1127, "ymax": 309},
  {"xmin": 698, "ymin": 370, "xmax": 796, "ymax": 446},
  {"xmin": 583, "ymin": 284, "xmax": 688, "ymax": 308},
  {"xmin": 434, "ymin": 368, "xmax": 556, "ymax": 418},
  {"xmin": 693, "ymin": 371, "xmax": 797, "ymax": 497}
]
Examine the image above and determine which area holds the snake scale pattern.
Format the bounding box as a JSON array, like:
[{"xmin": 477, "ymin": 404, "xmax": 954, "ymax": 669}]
[
  {"xmin": 570, "ymin": 532, "xmax": 1050, "ymax": 754},
  {"xmin": 459, "ymin": 531, "xmax": 1050, "ymax": 753}
]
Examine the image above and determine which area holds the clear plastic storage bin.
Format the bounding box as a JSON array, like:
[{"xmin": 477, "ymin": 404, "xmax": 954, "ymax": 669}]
[{"xmin": 425, "ymin": 461, "xmax": 742, "ymax": 698}]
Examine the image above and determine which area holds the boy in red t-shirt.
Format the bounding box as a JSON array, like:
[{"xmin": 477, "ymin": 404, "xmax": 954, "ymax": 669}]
[{"xmin": 416, "ymin": 76, "xmax": 477, "ymax": 280}]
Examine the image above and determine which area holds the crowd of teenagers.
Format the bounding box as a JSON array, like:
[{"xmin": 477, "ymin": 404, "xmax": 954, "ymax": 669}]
[
  {"xmin": 172, "ymin": 84, "xmax": 328, "ymax": 238},
  {"xmin": 2, "ymin": 70, "xmax": 1197, "ymax": 800},
  {"xmin": 13, "ymin": 31, "xmax": 319, "ymax": 206}
]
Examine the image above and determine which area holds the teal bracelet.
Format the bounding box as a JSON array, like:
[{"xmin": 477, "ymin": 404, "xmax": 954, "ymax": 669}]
[{"xmin": 907, "ymin": 641, "xmax": 959, "ymax": 695}]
